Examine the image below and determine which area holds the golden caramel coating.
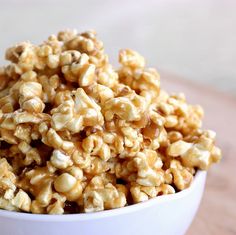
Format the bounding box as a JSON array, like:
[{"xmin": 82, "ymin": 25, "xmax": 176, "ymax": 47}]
[{"xmin": 0, "ymin": 29, "xmax": 221, "ymax": 214}]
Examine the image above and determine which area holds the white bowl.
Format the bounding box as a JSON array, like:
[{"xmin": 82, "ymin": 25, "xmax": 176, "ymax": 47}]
[{"xmin": 0, "ymin": 171, "xmax": 206, "ymax": 235}]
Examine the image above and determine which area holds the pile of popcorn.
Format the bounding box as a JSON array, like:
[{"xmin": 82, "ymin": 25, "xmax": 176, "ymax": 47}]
[{"xmin": 0, "ymin": 30, "xmax": 221, "ymax": 214}]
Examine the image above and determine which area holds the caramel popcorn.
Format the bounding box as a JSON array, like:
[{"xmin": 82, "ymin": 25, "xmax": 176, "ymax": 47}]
[{"xmin": 0, "ymin": 29, "xmax": 221, "ymax": 214}]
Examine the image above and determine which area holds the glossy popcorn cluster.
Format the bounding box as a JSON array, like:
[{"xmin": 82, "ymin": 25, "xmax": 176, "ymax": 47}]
[{"xmin": 0, "ymin": 30, "xmax": 221, "ymax": 214}]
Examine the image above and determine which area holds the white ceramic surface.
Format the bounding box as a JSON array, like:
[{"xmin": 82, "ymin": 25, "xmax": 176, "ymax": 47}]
[{"xmin": 0, "ymin": 171, "xmax": 206, "ymax": 235}]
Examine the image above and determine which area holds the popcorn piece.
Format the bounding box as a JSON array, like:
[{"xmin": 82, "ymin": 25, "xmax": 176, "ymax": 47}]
[
  {"xmin": 170, "ymin": 160, "xmax": 193, "ymax": 190},
  {"xmin": 64, "ymin": 181, "xmax": 83, "ymax": 201},
  {"xmin": 19, "ymin": 82, "xmax": 42, "ymax": 100},
  {"xmin": 47, "ymin": 54, "xmax": 59, "ymax": 69},
  {"xmin": 83, "ymin": 179, "xmax": 126, "ymax": 212},
  {"xmin": 18, "ymin": 141, "xmax": 42, "ymax": 165},
  {"xmin": 35, "ymin": 180, "xmax": 53, "ymax": 206},
  {"xmin": 0, "ymin": 128, "xmax": 18, "ymax": 144},
  {"xmin": 0, "ymin": 29, "xmax": 221, "ymax": 214},
  {"xmin": 119, "ymin": 49, "xmax": 145, "ymax": 68},
  {"xmin": 0, "ymin": 197, "xmax": 18, "ymax": 211},
  {"xmin": 42, "ymin": 128, "xmax": 75, "ymax": 153},
  {"xmin": 50, "ymin": 150, "xmax": 73, "ymax": 169},
  {"xmin": 78, "ymin": 64, "xmax": 96, "ymax": 87},
  {"xmin": 104, "ymin": 93, "xmax": 147, "ymax": 122},
  {"xmin": 47, "ymin": 200, "xmax": 64, "ymax": 215},
  {"xmin": 0, "ymin": 159, "xmax": 17, "ymax": 206},
  {"xmin": 134, "ymin": 150, "xmax": 164, "ymax": 187},
  {"xmin": 167, "ymin": 140, "xmax": 193, "ymax": 157},
  {"xmin": 54, "ymin": 173, "xmax": 77, "ymax": 193},
  {"xmin": 11, "ymin": 189, "xmax": 31, "ymax": 212},
  {"xmin": 22, "ymin": 97, "xmax": 45, "ymax": 113},
  {"xmin": 181, "ymin": 131, "xmax": 222, "ymax": 170},
  {"xmin": 51, "ymin": 88, "xmax": 104, "ymax": 133},
  {"xmin": 82, "ymin": 134, "xmax": 111, "ymax": 161},
  {"xmin": 38, "ymin": 75, "xmax": 60, "ymax": 103},
  {"xmin": 156, "ymin": 184, "xmax": 175, "ymax": 195},
  {"xmin": 97, "ymin": 64, "xmax": 118, "ymax": 88},
  {"xmin": 67, "ymin": 166, "xmax": 83, "ymax": 180},
  {"xmin": 130, "ymin": 184, "xmax": 149, "ymax": 203},
  {"xmin": 14, "ymin": 124, "xmax": 31, "ymax": 143}
]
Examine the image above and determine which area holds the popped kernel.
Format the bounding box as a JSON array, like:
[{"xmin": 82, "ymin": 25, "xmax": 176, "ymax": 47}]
[
  {"xmin": 11, "ymin": 189, "xmax": 31, "ymax": 212},
  {"xmin": 54, "ymin": 173, "xmax": 77, "ymax": 193},
  {"xmin": 50, "ymin": 150, "xmax": 73, "ymax": 169},
  {"xmin": 0, "ymin": 29, "xmax": 221, "ymax": 214}
]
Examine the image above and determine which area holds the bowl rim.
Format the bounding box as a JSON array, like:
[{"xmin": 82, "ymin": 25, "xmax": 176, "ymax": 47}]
[{"xmin": 0, "ymin": 170, "xmax": 206, "ymax": 221}]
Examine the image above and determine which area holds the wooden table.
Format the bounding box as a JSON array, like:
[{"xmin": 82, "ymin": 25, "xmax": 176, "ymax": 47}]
[{"xmin": 161, "ymin": 71, "xmax": 236, "ymax": 235}]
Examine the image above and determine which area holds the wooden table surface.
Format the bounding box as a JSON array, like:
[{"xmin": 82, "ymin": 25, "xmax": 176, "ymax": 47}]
[{"xmin": 161, "ymin": 71, "xmax": 236, "ymax": 235}]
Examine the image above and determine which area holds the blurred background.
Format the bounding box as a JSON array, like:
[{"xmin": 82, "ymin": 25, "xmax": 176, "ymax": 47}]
[
  {"xmin": 0, "ymin": 1, "xmax": 235, "ymax": 234},
  {"xmin": 0, "ymin": 0, "xmax": 235, "ymax": 96}
]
